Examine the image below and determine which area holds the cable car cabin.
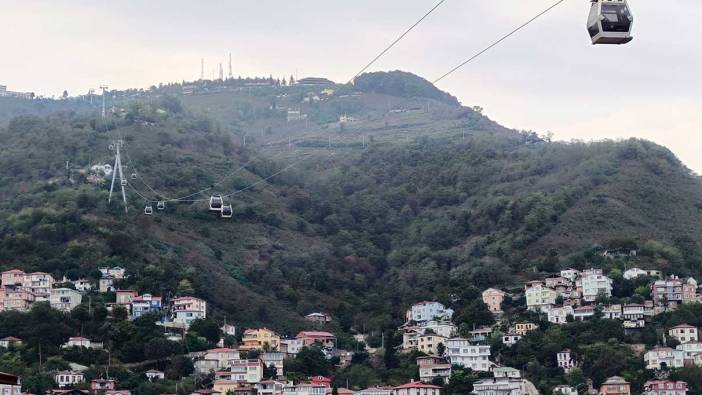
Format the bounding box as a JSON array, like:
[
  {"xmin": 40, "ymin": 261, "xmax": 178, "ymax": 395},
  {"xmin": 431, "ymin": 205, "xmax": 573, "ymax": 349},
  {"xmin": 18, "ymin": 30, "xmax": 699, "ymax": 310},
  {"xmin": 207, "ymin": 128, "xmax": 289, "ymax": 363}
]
[
  {"xmin": 209, "ymin": 195, "xmax": 223, "ymax": 211},
  {"xmin": 157, "ymin": 201, "xmax": 165, "ymax": 210},
  {"xmin": 144, "ymin": 206, "xmax": 153, "ymax": 215},
  {"xmin": 131, "ymin": 173, "xmax": 137, "ymax": 180},
  {"xmin": 587, "ymin": 0, "xmax": 633, "ymax": 45},
  {"xmin": 221, "ymin": 205, "xmax": 233, "ymax": 218},
  {"xmin": 121, "ymin": 179, "xmax": 128, "ymax": 186}
]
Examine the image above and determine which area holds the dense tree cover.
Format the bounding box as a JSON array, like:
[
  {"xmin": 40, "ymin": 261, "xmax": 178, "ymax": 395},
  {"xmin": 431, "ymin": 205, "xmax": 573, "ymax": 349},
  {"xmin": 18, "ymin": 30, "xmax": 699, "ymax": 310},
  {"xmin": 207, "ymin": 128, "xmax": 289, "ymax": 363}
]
[
  {"xmin": 353, "ymin": 71, "xmax": 460, "ymax": 106},
  {"xmin": 1, "ymin": 77, "xmax": 702, "ymax": 393}
]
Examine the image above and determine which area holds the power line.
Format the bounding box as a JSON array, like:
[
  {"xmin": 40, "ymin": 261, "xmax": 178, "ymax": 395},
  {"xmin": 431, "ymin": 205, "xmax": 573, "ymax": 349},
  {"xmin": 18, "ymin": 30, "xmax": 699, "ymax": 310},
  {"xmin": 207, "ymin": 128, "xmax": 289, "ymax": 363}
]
[
  {"xmin": 433, "ymin": 0, "xmax": 567, "ymax": 84},
  {"xmin": 348, "ymin": 0, "xmax": 449, "ymax": 84}
]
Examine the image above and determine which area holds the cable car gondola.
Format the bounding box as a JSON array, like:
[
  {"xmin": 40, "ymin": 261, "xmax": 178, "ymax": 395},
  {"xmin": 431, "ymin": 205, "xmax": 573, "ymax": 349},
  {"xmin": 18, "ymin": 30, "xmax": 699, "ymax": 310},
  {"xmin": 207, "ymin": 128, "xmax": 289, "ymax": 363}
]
[
  {"xmin": 144, "ymin": 206, "xmax": 153, "ymax": 215},
  {"xmin": 221, "ymin": 204, "xmax": 233, "ymax": 219},
  {"xmin": 131, "ymin": 173, "xmax": 137, "ymax": 180},
  {"xmin": 157, "ymin": 201, "xmax": 165, "ymax": 210},
  {"xmin": 121, "ymin": 179, "xmax": 128, "ymax": 186},
  {"xmin": 209, "ymin": 195, "xmax": 223, "ymax": 211},
  {"xmin": 587, "ymin": 0, "xmax": 633, "ymax": 45}
]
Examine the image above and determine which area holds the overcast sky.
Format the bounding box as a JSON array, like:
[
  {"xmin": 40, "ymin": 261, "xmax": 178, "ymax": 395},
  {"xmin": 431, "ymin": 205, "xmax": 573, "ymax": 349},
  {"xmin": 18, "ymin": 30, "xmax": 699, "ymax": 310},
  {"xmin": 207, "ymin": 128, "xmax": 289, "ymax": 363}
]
[{"xmin": 2, "ymin": 0, "xmax": 701, "ymax": 172}]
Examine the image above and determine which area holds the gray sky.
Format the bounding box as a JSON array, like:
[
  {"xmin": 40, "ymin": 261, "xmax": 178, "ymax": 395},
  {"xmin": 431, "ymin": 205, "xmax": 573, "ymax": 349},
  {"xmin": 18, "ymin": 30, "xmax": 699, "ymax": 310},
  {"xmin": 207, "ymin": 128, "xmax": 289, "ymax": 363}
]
[{"xmin": 2, "ymin": 0, "xmax": 701, "ymax": 172}]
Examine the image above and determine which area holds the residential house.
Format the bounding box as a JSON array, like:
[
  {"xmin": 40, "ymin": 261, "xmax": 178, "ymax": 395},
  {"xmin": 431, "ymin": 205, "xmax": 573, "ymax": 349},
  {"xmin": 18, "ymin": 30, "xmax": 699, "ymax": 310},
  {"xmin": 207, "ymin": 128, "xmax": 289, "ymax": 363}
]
[
  {"xmin": 669, "ymin": 325, "xmax": 698, "ymax": 344},
  {"xmin": 283, "ymin": 381, "xmax": 329, "ymax": 395},
  {"xmin": 131, "ymin": 294, "xmax": 162, "ymax": 320},
  {"xmin": 305, "ymin": 313, "xmax": 332, "ymax": 323},
  {"xmin": 416, "ymin": 334, "xmax": 447, "ymax": 356},
  {"xmin": 1, "ymin": 270, "xmax": 25, "ymax": 287},
  {"xmin": 643, "ymin": 380, "xmax": 688, "ymax": 395},
  {"xmin": 0, "ymin": 337, "xmax": 22, "ymax": 348},
  {"xmin": 241, "ymin": 328, "xmax": 281, "ymax": 351},
  {"xmin": 171, "ymin": 296, "xmax": 207, "ymax": 327},
  {"xmin": 560, "ymin": 269, "xmax": 581, "ymax": 283},
  {"xmin": 99, "ymin": 266, "xmax": 126, "ymax": 279},
  {"xmin": 472, "ymin": 369, "xmax": 539, "ymax": 395},
  {"xmin": 675, "ymin": 341, "xmax": 702, "ymax": 360},
  {"xmin": 22, "ymin": 272, "xmax": 54, "ymax": 301},
  {"xmin": 482, "ymin": 288, "xmax": 506, "ymax": 314},
  {"xmin": 145, "ymin": 370, "xmax": 165, "ymax": 381},
  {"xmin": 602, "ymin": 305, "xmax": 623, "ymax": 320},
  {"xmin": 90, "ymin": 379, "xmax": 116, "ymax": 391},
  {"xmin": 62, "ymin": 337, "xmax": 102, "ymax": 350},
  {"xmin": 71, "ymin": 279, "xmax": 93, "ymax": 292},
  {"xmin": 255, "ymin": 380, "xmax": 286, "ymax": 395},
  {"xmin": 205, "ymin": 348, "xmax": 241, "ymax": 370},
  {"xmin": 683, "ymin": 279, "xmax": 697, "ymax": 304},
  {"xmin": 406, "ymin": 302, "xmax": 453, "ymax": 323},
  {"xmin": 280, "ymin": 338, "xmax": 304, "ymax": 355},
  {"xmin": 502, "ymin": 333, "xmax": 522, "ymax": 347},
  {"xmin": 3, "ymin": 287, "xmax": 34, "ymax": 311},
  {"xmin": 573, "ymin": 306, "xmax": 595, "ymax": 321},
  {"xmin": 579, "ymin": 269, "xmax": 613, "ymax": 303},
  {"xmin": 557, "ymin": 350, "xmax": 575, "ymax": 373},
  {"xmin": 603, "ymin": 249, "xmax": 637, "ymax": 259},
  {"xmin": 493, "ymin": 367, "xmax": 521, "ymax": 379},
  {"xmin": 296, "ymin": 331, "xmax": 336, "ymax": 350},
  {"xmin": 354, "ymin": 387, "xmax": 394, "ymax": 395},
  {"xmin": 651, "ymin": 276, "xmax": 683, "ymax": 308},
  {"xmin": 230, "ymin": 359, "xmax": 264, "ymax": 383},
  {"xmin": 221, "ymin": 324, "xmax": 237, "ymax": 336},
  {"xmin": 0, "ymin": 372, "xmax": 21, "ymax": 395},
  {"xmin": 599, "ymin": 377, "xmax": 631, "ymax": 395},
  {"xmin": 513, "ymin": 322, "xmax": 539, "ymax": 336},
  {"xmin": 623, "ymin": 268, "xmax": 655, "ymax": 280},
  {"xmin": 191, "ymin": 390, "xmax": 221, "ymax": 395},
  {"xmin": 99, "ymin": 276, "xmax": 115, "ymax": 293},
  {"xmin": 213, "ymin": 380, "xmax": 239, "ymax": 395},
  {"xmin": 50, "ymin": 288, "xmax": 82, "ymax": 312},
  {"xmin": 554, "ymin": 386, "xmax": 578, "ymax": 395},
  {"xmin": 644, "ymin": 347, "xmax": 685, "ymax": 370},
  {"xmin": 392, "ymin": 381, "xmax": 442, "ymax": 395},
  {"xmin": 105, "ymin": 391, "xmax": 131, "ymax": 395},
  {"xmin": 525, "ymin": 284, "xmax": 557, "ymax": 312},
  {"xmin": 416, "ymin": 356, "xmax": 451, "ymax": 384},
  {"xmin": 115, "ymin": 290, "xmax": 138, "ymax": 305},
  {"xmin": 262, "ymin": 352, "xmax": 285, "ymax": 378},
  {"xmin": 54, "ymin": 371, "xmax": 85, "ymax": 388},
  {"xmin": 548, "ymin": 306, "xmax": 574, "ymax": 324},
  {"xmin": 444, "ymin": 338, "xmax": 492, "ymax": 372}
]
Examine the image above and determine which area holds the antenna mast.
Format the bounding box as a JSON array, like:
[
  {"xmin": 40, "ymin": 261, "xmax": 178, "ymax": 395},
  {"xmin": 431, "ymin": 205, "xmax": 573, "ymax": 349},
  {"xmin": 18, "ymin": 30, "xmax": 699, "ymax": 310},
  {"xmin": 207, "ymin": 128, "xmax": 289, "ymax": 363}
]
[
  {"xmin": 99, "ymin": 85, "xmax": 109, "ymax": 119},
  {"xmin": 228, "ymin": 53, "xmax": 233, "ymax": 79},
  {"xmin": 200, "ymin": 58, "xmax": 205, "ymax": 80}
]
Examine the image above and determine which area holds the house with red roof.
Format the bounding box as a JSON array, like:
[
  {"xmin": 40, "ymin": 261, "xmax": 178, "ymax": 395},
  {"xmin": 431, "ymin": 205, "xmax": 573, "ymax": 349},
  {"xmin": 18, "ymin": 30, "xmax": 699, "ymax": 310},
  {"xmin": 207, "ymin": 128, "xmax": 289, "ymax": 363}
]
[
  {"xmin": 392, "ymin": 381, "xmax": 442, "ymax": 395},
  {"xmin": 296, "ymin": 331, "xmax": 336, "ymax": 350}
]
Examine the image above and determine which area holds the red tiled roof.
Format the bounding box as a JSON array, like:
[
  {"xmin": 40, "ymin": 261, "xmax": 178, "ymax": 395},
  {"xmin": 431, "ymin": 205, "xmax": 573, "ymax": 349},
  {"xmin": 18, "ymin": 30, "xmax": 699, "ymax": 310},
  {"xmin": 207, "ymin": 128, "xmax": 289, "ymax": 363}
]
[
  {"xmin": 393, "ymin": 382, "xmax": 443, "ymax": 390},
  {"xmin": 297, "ymin": 331, "xmax": 335, "ymax": 338}
]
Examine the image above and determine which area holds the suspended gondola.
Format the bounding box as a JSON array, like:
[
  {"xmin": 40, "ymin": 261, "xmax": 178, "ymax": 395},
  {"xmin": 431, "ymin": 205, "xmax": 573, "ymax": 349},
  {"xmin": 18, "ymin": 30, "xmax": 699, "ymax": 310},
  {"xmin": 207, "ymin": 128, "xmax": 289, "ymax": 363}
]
[
  {"xmin": 157, "ymin": 201, "xmax": 165, "ymax": 210},
  {"xmin": 209, "ymin": 195, "xmax": 224, "ymax": 211},
  {"xmin": 144, "ymin": 206, "xmax": 153, "ymax": 215},
  {"xmin": 221, "ymin": 204, "xmax": 233, "ymax": 219},
  {"xmin": 587, "ymin": 0, "xmax": 633, "ymax": 45}
]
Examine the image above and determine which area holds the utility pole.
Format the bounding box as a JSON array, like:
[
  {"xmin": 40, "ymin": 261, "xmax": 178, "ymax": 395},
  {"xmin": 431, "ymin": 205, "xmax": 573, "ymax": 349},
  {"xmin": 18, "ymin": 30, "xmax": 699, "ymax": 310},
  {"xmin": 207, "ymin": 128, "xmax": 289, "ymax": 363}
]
[{"xmin": 108, "ymin": 140, "xmax": 128, "ymax": 213}]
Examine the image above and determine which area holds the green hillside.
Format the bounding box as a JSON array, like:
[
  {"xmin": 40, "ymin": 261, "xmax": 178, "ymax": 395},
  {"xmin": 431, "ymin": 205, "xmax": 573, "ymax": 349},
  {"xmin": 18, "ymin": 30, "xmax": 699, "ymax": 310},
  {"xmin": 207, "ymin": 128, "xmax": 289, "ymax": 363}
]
[{"xmin": 1, "ymin": 71, "xmax": 702, "ymax": 337}]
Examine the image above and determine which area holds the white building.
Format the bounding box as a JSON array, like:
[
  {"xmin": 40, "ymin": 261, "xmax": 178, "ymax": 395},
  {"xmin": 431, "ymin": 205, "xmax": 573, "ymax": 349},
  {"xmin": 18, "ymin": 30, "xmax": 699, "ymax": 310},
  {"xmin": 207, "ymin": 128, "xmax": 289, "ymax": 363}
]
[
  {"xmin": 262, "ymin": 352, "xmax": 286, "ymax": 378},
  {"xmin": 502, "ymin": 333, "xmax": 522, "ymax": 347},
  {"xmin": 444, "ymin": 338, "xmax": 492, "ymax": 372},
  {"xmin": 22, "ymin": 272, "xmax": 54, "ymax": 301},
  {"xmin": 573, "ymin": 306, "xmax": 595, "ymax": 321},
  {"xmin": 643, "ymin": 380, "xmax": 688, "ymax": 395},
  {"xmin": 669, "ymin": 324, "xmax": 698, "ymax": 344},
  {"xmin": 675, "ymin": 341, "xmax": 702, "ymax": 360},
  {"xmin": 644, "ymin": 347, "xmax": 685, "ymax": 370},
  {"xmin": 557, "ymin": 350, "xmax": 575, "ymax": 373},
  {"xmin": 50, "ymin": 288, "xmax": 83, "ymax": 311},
  {"xmin": 145, "ymin": 370, "xmax": 165, "ymax": 381},
  {"xmin": 560, "ymin": 269, "xmax": 581, "ymax": 283},
  {"xmin": 417, "ymin": 356, "xmax": 451, "ymax": 384},
  {"xmin": 493, "ymin": 367, "xmax": 521, "ymax": 379},
  {"xmin": 99, "ymin": 266, "xmax": 126, "ymax": 279},
  {"xmin": 525, "ymin": 285, "xmax": 557, "ymax": 312},
  {"xmin": 623, "ymin": 268, "xmax": 649, "ymax": 280},
  {"xmin": 406, "ymin": 302, "xmax": 453, "ymax": 323},
  {"xmin": 280, "ymin": 338, "xmax": 304, "ymax": 355},
  {"xmin": 54, "ymin": 371, "xmax": 85, "ymax": 388},
  {"xmin": 579, "ymin": 269, "xmax": 613, "ymax": 303},
  {"xmin": 553, "ymin": 386, "xmax": 578, "ymax": 395},
  {"xmin": 473, "ymin": 370, "xmax": 539, "ymax": 395},
  {"xmin": 548, "ymin": 306, "xmax": 574, "ymax": 325}
]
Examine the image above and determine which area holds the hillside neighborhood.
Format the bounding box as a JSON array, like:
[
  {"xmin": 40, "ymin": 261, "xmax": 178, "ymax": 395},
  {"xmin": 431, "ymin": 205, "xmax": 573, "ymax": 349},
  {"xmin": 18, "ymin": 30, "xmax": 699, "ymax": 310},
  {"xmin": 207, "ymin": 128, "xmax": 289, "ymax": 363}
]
[{"xmin": 2, "ymin": 251, "xmax": 702, "ymax": 395}]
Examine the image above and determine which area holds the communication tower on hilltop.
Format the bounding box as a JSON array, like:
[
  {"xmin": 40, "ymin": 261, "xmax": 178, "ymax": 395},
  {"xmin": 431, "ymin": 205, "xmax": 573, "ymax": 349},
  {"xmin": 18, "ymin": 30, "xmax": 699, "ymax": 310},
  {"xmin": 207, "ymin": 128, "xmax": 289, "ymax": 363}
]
[
  {"xmin": 228, "ymin": 53, "xmax": 233, "ymax": 79},
  {"xmin": 200, "ymin": 58, "xmax": 205, "ymax": 80}
]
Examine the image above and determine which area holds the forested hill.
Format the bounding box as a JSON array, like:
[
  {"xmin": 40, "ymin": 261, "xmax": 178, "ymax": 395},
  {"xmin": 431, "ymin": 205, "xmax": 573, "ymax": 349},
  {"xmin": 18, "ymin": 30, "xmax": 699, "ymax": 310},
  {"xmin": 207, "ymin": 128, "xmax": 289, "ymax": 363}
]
[{"xmin": 1, "ymin": 71, "xmax": 702, "ymax": 337}]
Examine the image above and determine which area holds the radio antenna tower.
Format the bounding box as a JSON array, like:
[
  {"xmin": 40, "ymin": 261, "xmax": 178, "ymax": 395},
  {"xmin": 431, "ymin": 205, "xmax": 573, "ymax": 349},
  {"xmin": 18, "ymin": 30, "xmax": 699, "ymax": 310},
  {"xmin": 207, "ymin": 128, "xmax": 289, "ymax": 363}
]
[
  {"xmin": 200, "ymin": 58, "xmax": 205, "ymax": 80},
  {"xmin": 107, "ymin": 140, "xmax": 128, "ymax": 213},
  {"xmin": 228, "ymin": 53, "xmax": 233, "ymax": 79},
  {"xmin": 219, "ymin": 63, "xmax": 223, "ymax": 80},
  {"xmin": 99, "ymin": 85, "xmax": 109, "ymax": 119}
]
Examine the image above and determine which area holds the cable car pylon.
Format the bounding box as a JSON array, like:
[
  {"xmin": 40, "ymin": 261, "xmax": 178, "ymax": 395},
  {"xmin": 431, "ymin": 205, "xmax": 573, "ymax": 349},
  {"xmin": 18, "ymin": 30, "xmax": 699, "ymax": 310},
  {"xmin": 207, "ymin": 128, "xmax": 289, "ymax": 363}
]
[{"xmin": 108, "ymin": 140, "xmax": 129, "ymax": 213}]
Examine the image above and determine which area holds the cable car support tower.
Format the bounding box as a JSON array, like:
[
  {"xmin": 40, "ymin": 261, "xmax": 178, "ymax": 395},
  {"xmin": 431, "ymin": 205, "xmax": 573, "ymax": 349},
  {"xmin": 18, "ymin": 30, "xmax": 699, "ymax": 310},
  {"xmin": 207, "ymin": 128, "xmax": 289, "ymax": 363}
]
[{"xmin": 108, "ymin": 139, "xmax": 128, "ymax": 213}]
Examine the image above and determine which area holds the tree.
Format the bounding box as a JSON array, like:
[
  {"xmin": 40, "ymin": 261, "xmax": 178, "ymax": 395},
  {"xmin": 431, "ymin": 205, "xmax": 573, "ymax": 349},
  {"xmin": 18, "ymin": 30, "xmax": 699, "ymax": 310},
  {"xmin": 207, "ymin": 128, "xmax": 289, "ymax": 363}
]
[
  {"xmin": 437, "ymin": 342, "xmax": 446, "ymax": 357},
  {"xmin": 62, "ymin": 90, "xmax": 68, "ymax": 99},
  {"xmin": 189, "ymin": 319, "xmax": 221, "ymax": 344}
]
